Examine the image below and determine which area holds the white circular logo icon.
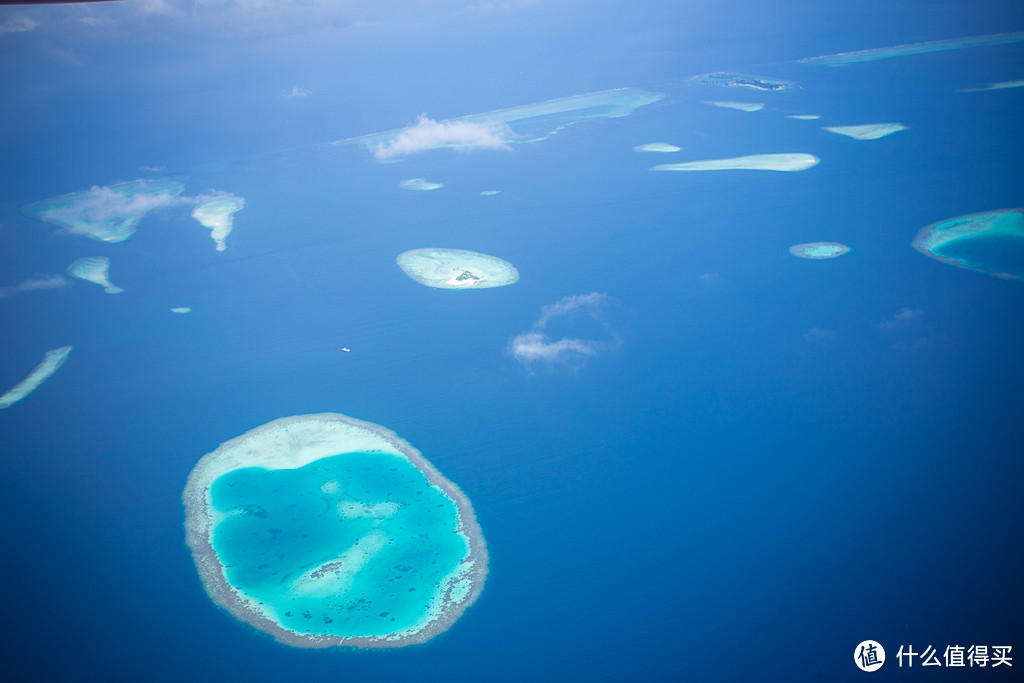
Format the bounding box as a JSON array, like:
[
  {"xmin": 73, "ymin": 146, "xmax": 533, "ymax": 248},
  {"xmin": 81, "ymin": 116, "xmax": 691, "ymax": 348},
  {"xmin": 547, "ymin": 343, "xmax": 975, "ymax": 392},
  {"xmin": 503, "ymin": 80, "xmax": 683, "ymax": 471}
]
[{"xmin": 854, "ymin": 640, "xmax": 885, "ymax": 672}]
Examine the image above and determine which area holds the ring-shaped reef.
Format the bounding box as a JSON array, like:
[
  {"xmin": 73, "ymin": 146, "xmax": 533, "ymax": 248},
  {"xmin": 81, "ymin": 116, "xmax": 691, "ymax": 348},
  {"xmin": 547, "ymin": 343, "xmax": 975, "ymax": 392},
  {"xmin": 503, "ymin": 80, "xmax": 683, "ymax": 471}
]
[
  {"xmin": 182, "ymin": 413, "xmax": 488, "ymax": 648},
  {"xmin": 397, "ymin": 248, "xmax": 519, "ymax": 289},
  {"xmin": 789, "ymin": 242, "xmax": 851, "ymax": 259},
  {"xmin": 911, "ymin": 208, "xmax": 1024, "ymax": 280}
]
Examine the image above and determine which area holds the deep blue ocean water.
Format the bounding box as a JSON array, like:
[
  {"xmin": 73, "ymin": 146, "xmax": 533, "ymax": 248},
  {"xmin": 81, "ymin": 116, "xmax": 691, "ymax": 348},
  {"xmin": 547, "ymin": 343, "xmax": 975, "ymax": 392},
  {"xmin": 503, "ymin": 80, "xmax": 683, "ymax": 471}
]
[{"xmin": 1, "ymin": 1, "xmax": 1022, "ymax": 681}]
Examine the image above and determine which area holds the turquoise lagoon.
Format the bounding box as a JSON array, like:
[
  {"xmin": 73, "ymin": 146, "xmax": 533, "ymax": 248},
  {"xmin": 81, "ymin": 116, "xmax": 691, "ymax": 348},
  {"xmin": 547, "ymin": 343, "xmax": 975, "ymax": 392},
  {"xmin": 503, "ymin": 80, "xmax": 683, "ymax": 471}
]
[{"xmin": 183, "ymin": 414, "xmax": 487, "ymax": 648}]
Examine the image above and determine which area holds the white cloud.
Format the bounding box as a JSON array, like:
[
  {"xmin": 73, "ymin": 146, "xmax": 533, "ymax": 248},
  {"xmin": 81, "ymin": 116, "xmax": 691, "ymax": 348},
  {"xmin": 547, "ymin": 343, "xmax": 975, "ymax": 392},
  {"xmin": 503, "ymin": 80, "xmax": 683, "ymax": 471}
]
[
  {"xmin": 461, "ymin": 0, "xmax": 541, "ymax": 15},
  {"xmin": 0, "ymin": 275, "xmax": 71, "ymax": 300},
  {"xmin": 803, "ymin": 327, "xmax": 837, "ymax": 343},
  {"xmin": 874, "ymin": 307, "xmax": 923, "ymax": 332},
  {"xmin": 41, "ymin": 186, "xmax": 187, "ymax": 230},
  {"xmin": 42, "ymin": 43, "xmax": 84, "ymax": 67},
  {"xmin": 281, "ymin": 86, "xmax": 311, "ymax": 99},
  {"xmin": 535, "ymin": 292, "xmax": 608, "ymax": 329},
  {"xmin": 698, "ymin": 272, "xmax": 722, "ymax": 284},
  {"xmin": 0, "ymin": 14, "xmax": 37, "ymax": 36},
  {"xmin": 508, "ymin": 332, "xmax": 600, "ymax": 365},
  {"xmin": 137, "ymin": 0, "xmax": 187, "ymax": 18},
  {"xmin": 372, "ymin": 114, "xmax": 514, "ymax": 161},
  {"xmin": 508, "ymin": 292, "xmax": 619, "ymax": 369}
]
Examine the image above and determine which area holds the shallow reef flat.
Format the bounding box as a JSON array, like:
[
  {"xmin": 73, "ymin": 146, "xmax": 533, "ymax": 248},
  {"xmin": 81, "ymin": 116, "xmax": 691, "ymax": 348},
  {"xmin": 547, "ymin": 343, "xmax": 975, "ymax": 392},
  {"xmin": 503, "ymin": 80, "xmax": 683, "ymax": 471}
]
[
  {"xmin": 397, "ymin": 248, "xmax": 519, "ymax": 289},
  {"xmin": 334, "ymin": 88, "xmax": 664, "ymax": 156},
  {"xmin": 912, "ymin": 208, "xmax": 1024, "ymax": 280},
  {"xmin": 67, "ymin": 256, "xmax": 123, "ymax": 294},
  {"xmin": 182, "ymin": 413, "xmax": 488, "ymax": 648},
  {"xmin": 822, "ymin": 123, "xmax": 908, "ymax": 140},
  {"xmin": 0, "ymin": 346, "xmax": 73, "ymax": 410},
  {"xmin": 797, "ymin": 31, "xmax": 1024, "ymax": 67},
  {"xmin": 788, "ymin": 242, "xmax": 851, "ymax": 259},
  {"xmin": 25, "ymin": 179, "xmax": 185, "ymax": 243},
  {"xmin": 192, "ymin": 192, "xmax": 244, "ymax": 251},
  {"xmin": 651, "ymin": 153, "xmax": 820, "ymax": 172}
]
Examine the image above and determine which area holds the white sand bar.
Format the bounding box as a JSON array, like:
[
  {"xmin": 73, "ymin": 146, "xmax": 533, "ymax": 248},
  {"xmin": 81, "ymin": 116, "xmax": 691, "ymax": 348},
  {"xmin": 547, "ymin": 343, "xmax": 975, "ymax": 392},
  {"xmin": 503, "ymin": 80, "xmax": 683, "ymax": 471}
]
[
  {"xmin": 822, "ymin": 123, "xmax": 908, "ymax": 140},
  {"xmin": 397, "ymin": 248, "xmax": 519, "ymax": 289},
  {"xmin": 67, "ymin": 256, "xmax": 123, "ymax": 294},
  {"xmin": 704, "ymin": 101, "xmax": 764, "ymax": 112},
  {"xmin": 192, "ymin": 192, "xmax": 245, "ymax": 252},
  {"xmin": 634, "ymin": 142, "xmax": 681, "ymax": 153},
  {"xmin": 789, "ymin": 242, "xmax": 851, "ymax": 259},
  {"xmin": 0, "ymin": 346, "xmax": 73, "ymax": 409},
  {"xmin": 652, "ymin": 153, "xmax": 820, "ymax": 172},
  {"xmin": 399, "ymin": 178, "xmax": 443, "ymax": 191}
]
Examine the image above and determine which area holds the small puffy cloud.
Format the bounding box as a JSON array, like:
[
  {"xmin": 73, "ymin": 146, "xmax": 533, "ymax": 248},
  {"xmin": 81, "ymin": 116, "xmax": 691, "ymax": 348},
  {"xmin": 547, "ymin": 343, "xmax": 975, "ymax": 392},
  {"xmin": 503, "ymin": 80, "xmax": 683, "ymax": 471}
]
[
  {"xmin": 508, "ymin": 332, "xmax": 600, "ymax": 365},
  {"xmin": 0, "ymin": 14, "xmax": 37, "ymax": 36},
  {"xmin": 281, "ymin": 86, "xmax": 311, "ymax": 99},
  {"xmin": 803, "ymin": 327, "xmax": 837, "ymax": 343},
  {"xmin": 138, "ymin": 165, "xmax": 168, "ymax": 172},
  {"xmin": 372, "ymin": 114, "xmax": 514, "ymax": 161},
  {"xmin": 508, "ymin": 292, "xmax": 619, "ymax": 370},
  {"xmin": 42, "ymin": 43, "xmax": 84, "ymax": 67},
  {"xmin": 874, "ymin": 307, "xmax": 923, "ymax": 332},
  {"xmin": 698, "ymin": 272, "xmax": 722, "ymax": 285},
  {"xmin": 0, "ymin": 275, "xmax": 71, "ymax": 300},
  {"xmin": 535, "ymin": 292, "xmax": 608, "ymax": 329},
  {"xmin": 137, "ymin": 0, "xmax": 186, "ymax": 18}
]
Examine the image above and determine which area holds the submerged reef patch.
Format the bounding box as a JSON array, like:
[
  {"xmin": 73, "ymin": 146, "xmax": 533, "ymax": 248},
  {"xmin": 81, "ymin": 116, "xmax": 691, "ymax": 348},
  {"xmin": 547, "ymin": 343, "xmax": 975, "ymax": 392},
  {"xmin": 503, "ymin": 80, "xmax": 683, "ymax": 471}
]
[
  {"xmin": 67, "ymin": 256, "xmax": 123, "ymax": 294},
  {"xmin": 192, "ymin": 192, "xmax": 244, "ymax": 252},
  {"xmin": 911, "ymin": 208, "xmax": 1024, "ymax": 280},
  {"xmin": 0, "ymin": 346, "xmax": 73, "ymax": 410},
  {"xmin": 652, "ymin": 153, "xmax": 820, "ymax": 172},
  {"xmin": 397, "ymin": 248, "xmax": 519, "ymax": 289},
  {"xmin": 182, "ymin": 413, "xmax": 488, "ymax": 648},
  {"xmin": 788, "ymin": 242, "xmax": 851, "ymax": 259},
  {"xmin": 25, "ymin": 179, "xmax": 186, "ymax": 243}
]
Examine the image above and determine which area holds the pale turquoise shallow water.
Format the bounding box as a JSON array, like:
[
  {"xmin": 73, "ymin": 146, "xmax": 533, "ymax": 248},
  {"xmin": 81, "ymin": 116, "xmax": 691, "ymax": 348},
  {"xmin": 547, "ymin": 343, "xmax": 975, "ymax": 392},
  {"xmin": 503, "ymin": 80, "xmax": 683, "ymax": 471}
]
[{"xmin": 209, "ymin": 452, "xmax": 468, "ymax": 639}]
